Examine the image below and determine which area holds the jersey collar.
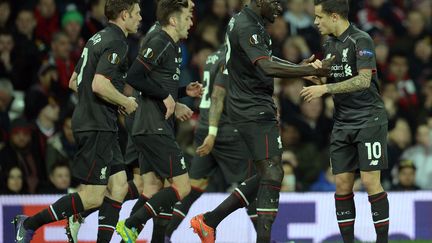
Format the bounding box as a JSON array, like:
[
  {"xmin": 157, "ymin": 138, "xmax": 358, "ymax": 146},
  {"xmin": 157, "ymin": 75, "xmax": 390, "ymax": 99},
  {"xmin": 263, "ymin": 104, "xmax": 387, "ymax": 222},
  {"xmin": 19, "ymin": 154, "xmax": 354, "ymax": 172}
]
[
  {"xmin": 108, "ymin": 23, "xmax": 127, "ymax": 40},
  {"xmin": 243, "ymin": 6, "xmax": 266, "ymax": 28},
  {"xmin": 335, "ymin": 24, "xmax": 354, "ymax": 42}
]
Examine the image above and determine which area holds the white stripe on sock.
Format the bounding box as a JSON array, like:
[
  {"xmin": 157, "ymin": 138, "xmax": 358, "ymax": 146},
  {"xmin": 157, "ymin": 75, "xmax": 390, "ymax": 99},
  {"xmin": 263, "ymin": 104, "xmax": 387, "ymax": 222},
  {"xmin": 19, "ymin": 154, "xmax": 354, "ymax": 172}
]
[
  {"xmin": 99, "ymin": 224, "xmax": 115, "ymax": 230},
  {"xmin": 234, "ymin": 188, "xmax": 250, "ymax": 206},
  {"xmin": 173, "ymin": 208, "xmax": 186, "ymax": 217},
  {"xmin": 256, "ymin": 208, "xmax": 278, "ymax": 212},
  {"xmin": 337, "ymin": 218, "xmax": 355, "ymax": 223},
  {"xmin": 374, "ymin": 218, "xmax": 389, "ymax": 224},
  {"xmin": 145, "ymin": 202, "xmax": 157, "ymax": 216},
  {"xmin": 50, "ymin": 205, "xmax": 59, "ymax": 220}
]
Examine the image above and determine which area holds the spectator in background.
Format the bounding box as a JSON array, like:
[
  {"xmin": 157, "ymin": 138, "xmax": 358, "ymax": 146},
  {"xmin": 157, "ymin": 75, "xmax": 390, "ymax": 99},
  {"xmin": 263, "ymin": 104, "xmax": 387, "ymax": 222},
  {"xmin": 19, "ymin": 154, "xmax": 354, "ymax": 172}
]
[
  {"xmin": 281, "ymin": 160, "xmax": 296, "ymax": 192},
  {"xmin": 61, "ymin": 10, "xmax": 84, "ymax": 62},
  {"xmin": 281, "ymin": 36, "xmax": 311, "ymax": 64},
  {"xmin": 0, "ymin": 118, "xmax": 40, "ymax": 193},
  {"xmin": 309, "ymin": 166, "xmax": 336, "ymax": 192},
  {"xmin": 34, "ymin": 0, "xmax": 59, "ymax": 46},
  {"xmin": 385, "ymin": 52, "xmax": 418, "ymax": 127},
  {"xmin": 295, "ymin": 98, "xmax": 333, "ymax": 150},
  {"xmin": 383, "ymin": 118, "xmax": 412, "ymax": 188},
  {"xmin": 394, "ymin": 10, "xmax": 428, "ymax": 52},
  {"xmin": 283, "ymin": 0, "xmax": 321, "ymax": 53},
  {"xmin": 81, "ymin": 0, "xmax": 106, "ymax": 41},
  {"xmin": 12, "ymin": 8, "xmax": 41, "ymax": 88},
  {"xmin": 0, "ymin": 31, "xmax": 15, "ymax": 82},
  {"xmin": 410, "ymin": 37, "xmax": 432, "ymax": 83},
  {"xmin": 268, "ymin": 17, "xmax": 288, "ymax": 57},
  {"xmin": 0, "ymin": 165, "xmax": 28, "ymax": 194},
  {"xmin": 37, "ymin": 161, "xmax": 71, "ymax": 194},
  {"xmin": 0, "ymin": 0, "xmax": 12, "ymax": 30},
  {"xmin": 47, "ymin": 31, "xmax": 74, "ymax": 92},
  {"xmin": 45, "ymin": 113, "xmax": 76, "ymax": 176},
  {"xmin": 401, "ymin": 124, "xmax": 432, "ymax": 190},
  {"xmin": 0, "ymin": 78, "xmax": 13, "ymax": 147},
  {"xmin": 381, "ymin": 82, "xmax": 400, "ymax": 124},
  {"xmin": 391, "ymin": 159, "xmax": 420, "ymax": 191},
  {"xmin": 279, "ymin": 78, "xmax": 303, "ymax": 123}
]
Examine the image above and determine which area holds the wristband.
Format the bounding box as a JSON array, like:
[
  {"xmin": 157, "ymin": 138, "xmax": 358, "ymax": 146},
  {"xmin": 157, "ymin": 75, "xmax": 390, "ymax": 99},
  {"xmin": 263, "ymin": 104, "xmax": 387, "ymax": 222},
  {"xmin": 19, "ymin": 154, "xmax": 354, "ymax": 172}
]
[{"xmin": 208, "ymin": 126, "xmax": 218, "ymax": 136}]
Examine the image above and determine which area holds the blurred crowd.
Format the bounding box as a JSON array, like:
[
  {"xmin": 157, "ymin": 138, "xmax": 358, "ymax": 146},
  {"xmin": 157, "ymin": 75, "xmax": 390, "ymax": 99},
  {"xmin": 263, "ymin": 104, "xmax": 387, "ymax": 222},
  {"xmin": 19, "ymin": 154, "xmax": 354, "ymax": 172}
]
[{"xmin": 0, "ymin": 0, "xmax": 430, "ymax": 195}]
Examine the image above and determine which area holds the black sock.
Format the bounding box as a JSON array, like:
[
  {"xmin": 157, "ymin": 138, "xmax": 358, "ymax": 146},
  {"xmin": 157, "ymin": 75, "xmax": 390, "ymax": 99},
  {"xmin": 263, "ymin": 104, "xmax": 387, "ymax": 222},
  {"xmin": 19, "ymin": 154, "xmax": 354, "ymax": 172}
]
[
  {"xmin": 166, "ymin": 186, "xmax": 204, "ymax": 237},
  {"xmin": 79, "ymin": 207, "xmax": 99, "ymax": 219},
  {"xmin": 130, "ymin": 194, "xmax": 149, "ymax": 232},
  {"xmin": 335, "ymin": 193, "xmax": 356, "ymax": 243},
  {"xmin": 124, "ymin": 180, "xmax": 140, "ymax": 201},
  {"xmin": 256, "ymin": 179, "xmax": 281, "ymax": 243},
  {"xmin": 151, "ymin": 212, "xmax": 172, "ymax": 243},
  {"xmin": 125, "ymin": 187, "xmax": 180, "ymax": 229},
  {"xmin": 24, "ymin": 193, "xmax": 84, "ymax": 231},
  {"xmin": 97, "ymin": 197, "xmax": 122, "ymax": 243},
  {"xmin": 246, "ymin": 198, "xmax": 257, "ymax": 231},
  {"xmin": 204, "ymin": 175, "xmax": 259, "ymax": 229},
  {"xmin": 369, "ymin": 192, "xmax": 389, "ymax": 243}
]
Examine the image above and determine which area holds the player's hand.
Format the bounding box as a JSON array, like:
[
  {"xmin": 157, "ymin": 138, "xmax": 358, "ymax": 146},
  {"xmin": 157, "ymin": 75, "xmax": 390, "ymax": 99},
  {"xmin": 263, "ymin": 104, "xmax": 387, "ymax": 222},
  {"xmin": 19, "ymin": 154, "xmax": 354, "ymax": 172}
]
[
  {"xmin": 186, "ymin": 81, "xmax": 203, "ymax": 98},
  {"xmin": 300, "ymin": 85, "xmax": 327, "ymax": 103},
  {"xmin": 299, "ymin": 54, "xmax": 315, "ymax": 65},
  {"xmin": 163, "ymin": 94, "xmax": 176, "ymax": 119},
  {"xmin": 175, "ymin": 102, "xmax": 193, "ymax": 121},
  {"xmin": 196, "ymin": 135, "xmax": 216, "ymax": 156},
  {"xmin": 315, "ymin": 56, "xmax": 335, "ymax": 77},
  {"xmin": 122, "ymin": 96, "xmax": 138, "ymax": 115}
]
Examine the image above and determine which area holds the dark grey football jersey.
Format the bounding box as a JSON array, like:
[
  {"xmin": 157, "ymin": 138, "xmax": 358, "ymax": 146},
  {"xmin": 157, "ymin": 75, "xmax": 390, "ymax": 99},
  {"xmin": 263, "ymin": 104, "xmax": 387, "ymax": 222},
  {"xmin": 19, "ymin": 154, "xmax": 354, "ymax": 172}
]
[
  {"xmin": 72, "ymin": 23, "xmax": 128, "ymax": 132},
  {"xmin": 131, "ymin": 27, "xmax": 182, "ymax": 136},
  {"xmin": 198, "ymin": 46, "xmax": 230, "ymax": 128},
  {"xmin": 324, "ymin": 24, "xmax": 387, "ymax": 129},
  {"xmin": 225, "ymin": 7, "xmax": 277, "ymax": 123}
]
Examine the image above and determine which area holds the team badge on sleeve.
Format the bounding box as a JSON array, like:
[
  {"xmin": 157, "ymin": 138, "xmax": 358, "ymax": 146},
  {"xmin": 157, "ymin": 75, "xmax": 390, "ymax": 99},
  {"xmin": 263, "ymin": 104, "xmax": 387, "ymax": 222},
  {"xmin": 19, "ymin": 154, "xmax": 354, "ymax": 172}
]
[
  {"xmin": 249, "ymin": 34, "xmax": 260, "ymax": 45},
  {"xmin": 142, "ymin": 48, "xmax": 154, "ymax": 59},
  {"xmin": 108, "ymin": 53, "xmax": 120, "ymax": 64},
  {"xmin": 358, "ymin": 49, "xmax": 374, "ymax": 57}
]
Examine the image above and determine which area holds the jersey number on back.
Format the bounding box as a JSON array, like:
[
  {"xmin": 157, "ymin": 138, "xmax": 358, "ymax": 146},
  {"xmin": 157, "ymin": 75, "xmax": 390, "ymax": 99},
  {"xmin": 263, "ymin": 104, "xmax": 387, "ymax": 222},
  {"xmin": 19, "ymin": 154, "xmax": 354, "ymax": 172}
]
[
  {"xmin": 77, "ymin": 47, "xmax": 89, "ymax": 86},
  {"xmin": 199, "ymin": 71, "xmax": 211, "ymax": 109}
]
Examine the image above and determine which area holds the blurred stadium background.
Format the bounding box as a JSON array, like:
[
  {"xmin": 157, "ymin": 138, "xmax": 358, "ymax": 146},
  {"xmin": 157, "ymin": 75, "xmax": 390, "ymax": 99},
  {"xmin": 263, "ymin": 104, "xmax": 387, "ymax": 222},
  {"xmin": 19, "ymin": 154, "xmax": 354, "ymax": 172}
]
[{"xmin": 0, "ymin": 0, "xmax": 431, "ymax": 242}]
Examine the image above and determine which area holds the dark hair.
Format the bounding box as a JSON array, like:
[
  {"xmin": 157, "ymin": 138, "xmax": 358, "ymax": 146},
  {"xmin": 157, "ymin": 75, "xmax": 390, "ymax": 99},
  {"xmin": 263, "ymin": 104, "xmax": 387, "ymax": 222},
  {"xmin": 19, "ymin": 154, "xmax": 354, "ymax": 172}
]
[
  {"xmin": 314, "ymin": 0, "xmax": 349, "ymax": 20},
  {"xmin": 157, "ymin": 0, "xmax": 189, "ymax": 26},
  {"xmin": 104, "ymin": 0, "xmax": 139, "ymax": 21},
  {"xmin": 50, "ymin": 161, "xmax": 70, "ymax": 175}
]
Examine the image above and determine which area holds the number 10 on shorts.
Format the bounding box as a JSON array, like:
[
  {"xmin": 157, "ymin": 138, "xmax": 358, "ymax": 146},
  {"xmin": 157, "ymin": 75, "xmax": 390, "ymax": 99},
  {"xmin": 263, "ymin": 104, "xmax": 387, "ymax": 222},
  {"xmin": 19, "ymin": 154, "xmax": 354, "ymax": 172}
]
[{"xmin": 365, "ymin": 142, "xmax": 381, "ymax": 165}]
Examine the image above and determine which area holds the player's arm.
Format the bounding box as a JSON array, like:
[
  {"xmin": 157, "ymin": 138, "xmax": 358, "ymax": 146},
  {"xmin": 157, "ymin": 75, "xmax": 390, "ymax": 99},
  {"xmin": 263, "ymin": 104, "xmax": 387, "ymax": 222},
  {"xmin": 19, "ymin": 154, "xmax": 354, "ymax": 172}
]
[
  {"xmin": 93, "ymin": 40, "xmax": 137, "ymax": 114},
  {"xmin": 126, "ymin": 56, "xmax": 170, "ymax": 99},
  {"xmin": 325, "ymin": 69, "xmax": 371, "ymax": 94},
  {"xmin": 68, "ymin": 72, "xmax": 78, "ymax": 92},
  {"xmin": 196, "ymin": 71, "xmax": 226, "ymax": 157}
]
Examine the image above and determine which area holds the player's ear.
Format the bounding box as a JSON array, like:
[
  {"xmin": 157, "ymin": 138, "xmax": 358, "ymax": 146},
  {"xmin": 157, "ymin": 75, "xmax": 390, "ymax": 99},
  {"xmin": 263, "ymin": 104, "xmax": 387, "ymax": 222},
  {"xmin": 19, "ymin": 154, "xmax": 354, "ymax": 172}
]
[
  {"xmin": 331, "ymin": 13, "xmax": 338, "ymax": 22},
  {"xmin": 169, "ymin": 15, "xmax": 177, "ymax": 27},
  {"xmin": 120, "ymin": 9, "xmax": 128, "ymax": 21}
]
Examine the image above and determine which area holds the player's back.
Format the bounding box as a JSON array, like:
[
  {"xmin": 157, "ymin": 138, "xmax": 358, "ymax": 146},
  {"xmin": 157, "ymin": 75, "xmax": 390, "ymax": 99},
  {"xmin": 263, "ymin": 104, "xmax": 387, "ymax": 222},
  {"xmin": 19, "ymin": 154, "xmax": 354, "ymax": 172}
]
[
  {"xmin": 225, "ymin": 7, "xmax": 276, "ymax": 123},
  {"xmin": 198, "ymin": 46, "xmax": 230, "ymax": 128},
  {"xmin": 72, "ymin": 23, "xmax": 128, "ymax": 133}
]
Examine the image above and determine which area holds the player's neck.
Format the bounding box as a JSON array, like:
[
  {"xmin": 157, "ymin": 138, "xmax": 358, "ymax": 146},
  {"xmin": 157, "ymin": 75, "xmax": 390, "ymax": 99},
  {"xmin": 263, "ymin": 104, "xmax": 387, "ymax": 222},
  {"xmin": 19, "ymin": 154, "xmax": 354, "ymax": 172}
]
[
  {"xmin": 109, "ymin": 20, "xmax": 128, "ymax": 37},
  {"xmin": 162, "ymin": 26, "xmax": 179, "ymax": 42},
  {"xmin": 334, "ymin": 20, "xmax": 350, "ymax": 37}
]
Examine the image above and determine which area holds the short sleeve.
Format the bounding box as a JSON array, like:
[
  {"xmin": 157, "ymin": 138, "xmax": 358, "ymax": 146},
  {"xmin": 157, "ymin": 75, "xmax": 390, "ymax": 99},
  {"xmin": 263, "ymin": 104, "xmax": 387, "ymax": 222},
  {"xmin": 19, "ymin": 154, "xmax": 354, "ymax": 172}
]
[
  {"xmin": 95, "ymin": 40, "xmax": 128, "ymax": 80},
  {"xmin": 137, "ymin": 37, "xmax": 168, "ymax": 70},
  {"xmin": 238, "ymin": 25, "xmax": 271, "ymax": 64},
  {"xmin": 356, "ymin": 36, "xmax": 377, "ymax": 71}
]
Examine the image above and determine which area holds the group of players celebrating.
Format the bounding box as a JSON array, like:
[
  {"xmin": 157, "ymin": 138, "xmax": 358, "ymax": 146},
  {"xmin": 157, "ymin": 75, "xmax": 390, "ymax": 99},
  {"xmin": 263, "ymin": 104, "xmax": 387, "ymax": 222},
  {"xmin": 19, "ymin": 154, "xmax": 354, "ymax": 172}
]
[{"xmin": 12, "ymin": 0, "xmax": 390, "ymax": 243}]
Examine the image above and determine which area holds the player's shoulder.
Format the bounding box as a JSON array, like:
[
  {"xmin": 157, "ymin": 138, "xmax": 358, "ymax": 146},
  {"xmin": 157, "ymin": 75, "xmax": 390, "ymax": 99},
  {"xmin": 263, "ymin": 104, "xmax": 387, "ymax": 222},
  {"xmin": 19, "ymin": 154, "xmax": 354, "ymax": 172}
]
[{"xmin": 349, "ymin": 25, "xmax": 373, "ymax": 43}]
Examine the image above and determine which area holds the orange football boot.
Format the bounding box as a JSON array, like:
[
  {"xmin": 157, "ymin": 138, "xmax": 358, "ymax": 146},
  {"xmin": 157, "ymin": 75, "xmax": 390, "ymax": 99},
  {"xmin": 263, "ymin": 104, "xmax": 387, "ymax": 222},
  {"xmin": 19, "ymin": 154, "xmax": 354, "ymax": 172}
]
[{"xmin": 190, "ymin": 214, "xmax": 216, "ymax": 243}]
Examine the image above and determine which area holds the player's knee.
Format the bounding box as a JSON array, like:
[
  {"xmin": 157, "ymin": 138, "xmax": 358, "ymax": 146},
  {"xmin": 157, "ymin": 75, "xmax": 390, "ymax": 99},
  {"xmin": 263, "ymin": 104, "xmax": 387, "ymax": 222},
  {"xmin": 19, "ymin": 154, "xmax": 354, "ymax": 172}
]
[
  {"xmin": 258, "ymin": 159, "xmax": 284, "ymax": 183},
  {"xmin": 190, "ymin": 178, "xmax": 208, "ymax": 190},
  {"xmin": 360, "ymin": 176, "xmax": 381, "ymax": 192},
  {"xmin": 133, "ymin": 176, "xmax": 144, "ymax": 194},
  {"xmin": 84, "ymin": 193, "xmax": 105, "ymax": 209},
  {"xmin": 174, "ymin": 182, "xmax": 191, "ymax": 200}
]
